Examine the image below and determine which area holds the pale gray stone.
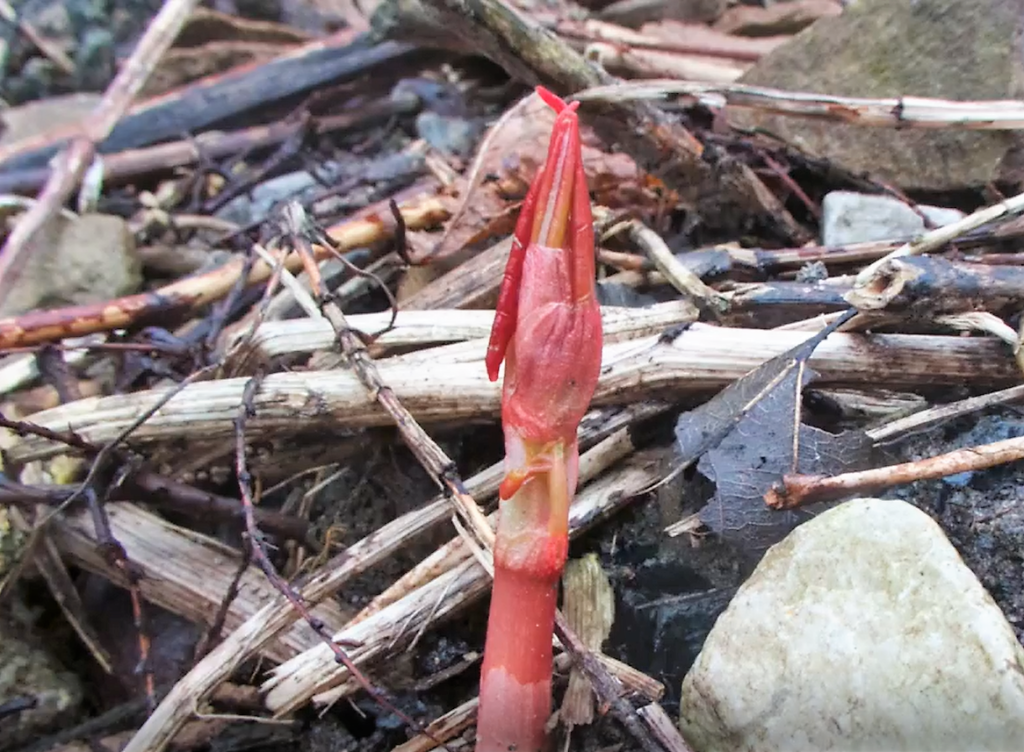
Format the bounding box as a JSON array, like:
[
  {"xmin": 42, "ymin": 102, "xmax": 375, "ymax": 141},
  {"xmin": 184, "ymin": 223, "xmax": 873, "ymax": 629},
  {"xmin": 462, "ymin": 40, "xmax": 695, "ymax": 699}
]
[
  {"xmin": 0, "ymin": 213, "xmax": 141, "ymax": 317},
  {"xmin": 680, "ymin": 497, "xmax": 1024, "ymax": 752},
  {"xmin": 821, "ymin": 191, "xmax": 965, "ymax": 245},
  {"xmin": 0, "ymin": 620, "xmax": 83, "ymax": 747},
  {"xmin": 729, "ymin": 0, "xmax": 1024, "ymax": 191},
  {"xmin": 215, "ymin": 171, "xmax": 318, "ymax": 226}
]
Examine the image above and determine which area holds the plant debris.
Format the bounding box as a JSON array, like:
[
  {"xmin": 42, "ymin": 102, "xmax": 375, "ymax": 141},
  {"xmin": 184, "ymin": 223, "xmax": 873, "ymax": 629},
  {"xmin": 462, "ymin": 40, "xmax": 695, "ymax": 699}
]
[{"xmin": 1, "ymin": 0, "xmax": 1024, "ymax": 750}]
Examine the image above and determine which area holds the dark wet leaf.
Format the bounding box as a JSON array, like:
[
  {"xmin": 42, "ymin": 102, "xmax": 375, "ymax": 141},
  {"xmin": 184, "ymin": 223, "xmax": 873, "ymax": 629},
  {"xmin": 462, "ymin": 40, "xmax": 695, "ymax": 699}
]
[
  {"xmin": 697, "ymin": 370, "xmax": 873, "ymax": 552},
  {"xmin": 596, "ymin": 281, "xmax": 658, "ymax": 308},
  {"xmin": 673, "ymin": 309, "xmax": 873, "ymax": 552}
]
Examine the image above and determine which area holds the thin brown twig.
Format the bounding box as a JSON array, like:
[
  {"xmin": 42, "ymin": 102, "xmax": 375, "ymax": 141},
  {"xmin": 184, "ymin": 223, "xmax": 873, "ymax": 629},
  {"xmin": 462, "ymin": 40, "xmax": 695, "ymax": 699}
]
[
  {"xmin": 759, "ymin": 152, "xmax": 820, "ymax": 220},
  {"xmin": 204, "ymin": 249, "xmax": 259, "ymax": 357},
  {"xmin": 2, "ymin": 363, "xmax": 220, "ymax": 679},
  {"xmin": 233, "ymin": 367, "xmax": 444, "ymax": 747},
  {"xmin": 766, "ymin": 435, "xmax": 1024, "ymax": 509},
  {"xmin": 34, "ymin": 344, "xmax": 81, "ymax": 403},
  {"xmin": 193, "ymin": 546, "xmax": 252, "ymax": 663},
  {"xmin": 119, "ymin": 405, "xmax": 659, "ymax": 752},
  {"xmin": 284, "ymin": 207, "xmax": 478, "ymax": 745},
  {"xmin": 34, "ymin": 350, "xmax": 159, "ymax": 709},
  {"xmin": 553, "ymin": 610, "xmax": 662, "ymax": 752},
  {"xmin": 283, "ymin": 201, "xmax": 496, "ymax": 551},
  {"xmin": 36, "ymin": 364, "xmax": 218, "ymax": 526},
  {"xmin": 85, "ymin": 487, "xmax": 157, "ymax": 709},
  {"xmin": 0, "ymin": 0, "xmax": 202, "ymax": 303},
  {"xmin": 6, "ymin": 510, "xmax": 116, "ymax": 674},
  {"xmin": 636, "ymin": 702, "xmax": 696, "ymax": 752},
  {"xmin": 0, "ymin": 436, "xmax": 308, "ymax": 541}
]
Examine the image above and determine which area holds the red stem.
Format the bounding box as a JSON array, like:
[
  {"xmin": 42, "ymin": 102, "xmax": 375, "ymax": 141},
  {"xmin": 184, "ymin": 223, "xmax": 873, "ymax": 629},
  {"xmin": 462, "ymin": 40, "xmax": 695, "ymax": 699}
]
[
  {"xmin": 477, "ymin": 566, "xmax": 559, "ymax": 752},
  {"xmin": 476, "ymin": 469, "xmax": 570, "ymax": 752}
]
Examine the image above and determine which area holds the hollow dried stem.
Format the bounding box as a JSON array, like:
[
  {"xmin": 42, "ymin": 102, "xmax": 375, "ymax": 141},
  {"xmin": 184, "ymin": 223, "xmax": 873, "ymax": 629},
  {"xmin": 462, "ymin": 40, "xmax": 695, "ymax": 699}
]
[
  {"xmin": 766, "ymin": 435, "xmax": 1024, "ymax": 509},
  {"xmin": 10, "ymin": 325, "xmax": 1016, "ymax": 464},
  {"xmin": 574, "ymin": 80, "xmax": 1024, "ymax": 131}
]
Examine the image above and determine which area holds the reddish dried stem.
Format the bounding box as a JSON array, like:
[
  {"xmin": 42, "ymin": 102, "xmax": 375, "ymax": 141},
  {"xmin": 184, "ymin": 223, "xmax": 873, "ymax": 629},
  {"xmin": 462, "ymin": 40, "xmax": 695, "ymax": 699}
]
[{"xmin": 766, "ymin": 434, "xmax": 1024, "ymax": 509}]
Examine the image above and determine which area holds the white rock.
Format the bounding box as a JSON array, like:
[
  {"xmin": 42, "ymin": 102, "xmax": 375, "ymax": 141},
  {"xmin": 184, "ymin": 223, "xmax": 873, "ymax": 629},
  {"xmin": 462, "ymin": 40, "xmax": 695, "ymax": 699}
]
[
  {"xmin": 679, "ymin": 497, "xmax": 1024, "ymax": 752},
  {"xmin": 0, "ymin": 213, "xmax": 141, "ymax": 317},
  {"xmin": 821, "ymin": 191, "xmax": 965, "ymax": 246}
]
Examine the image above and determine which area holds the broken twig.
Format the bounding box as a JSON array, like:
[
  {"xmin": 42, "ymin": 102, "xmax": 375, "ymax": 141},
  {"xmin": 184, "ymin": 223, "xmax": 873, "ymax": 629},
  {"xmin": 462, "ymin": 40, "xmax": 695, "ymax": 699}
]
[
  {"xmin": 573, "ymin": 80, "xmax": 1024, "ymax": 131},
  {"xmin": 767, "ymin": 435, "xmax": 1024, "ymax": 509},
  {"xmin": 854, "ymin": 189, "xmax": 1024, "ymax": 286}
]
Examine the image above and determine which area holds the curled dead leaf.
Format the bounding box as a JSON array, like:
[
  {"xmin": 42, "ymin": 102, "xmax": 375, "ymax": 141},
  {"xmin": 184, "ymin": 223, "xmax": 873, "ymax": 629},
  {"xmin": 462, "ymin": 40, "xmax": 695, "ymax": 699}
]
[{"xmin": 420, "ymin": 90, "xmax": 661, "ymax": 265}]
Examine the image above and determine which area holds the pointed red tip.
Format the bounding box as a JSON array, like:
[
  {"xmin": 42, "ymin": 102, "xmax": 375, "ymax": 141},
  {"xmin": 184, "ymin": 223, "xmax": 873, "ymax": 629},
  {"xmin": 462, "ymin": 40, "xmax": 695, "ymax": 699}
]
[{"xmin": 535, "ymin": 86, "xmax": 579, "ymax": 116}]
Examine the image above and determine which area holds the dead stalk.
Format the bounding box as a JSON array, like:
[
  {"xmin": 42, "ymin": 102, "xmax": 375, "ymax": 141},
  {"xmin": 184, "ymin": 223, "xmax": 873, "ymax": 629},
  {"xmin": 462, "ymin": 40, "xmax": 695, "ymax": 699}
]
[
  {"xmin": 54, "ymin": 502, "xmax": 348, "ymax": 664},
  {"xmin": 9, "ymin": 325, "xmax": 1017, "ymax": 464},
  {"xmin": 229, "ymin": 301, "xmax": 697, "ymax": 367},
  {"xmin": 574, "ymin": 80, "xmax": 1024, "ymax": 131},
  {"xmin": 867, "ymin": 384, "xmax": 1024, "ymax": 444},
  {"xmin": 606, "ymin": 218, "xmax": 728, "ymax": 312},
  {"xmin": 766, "ymin": 435, "xmax": 1024, "ymax": 509}
]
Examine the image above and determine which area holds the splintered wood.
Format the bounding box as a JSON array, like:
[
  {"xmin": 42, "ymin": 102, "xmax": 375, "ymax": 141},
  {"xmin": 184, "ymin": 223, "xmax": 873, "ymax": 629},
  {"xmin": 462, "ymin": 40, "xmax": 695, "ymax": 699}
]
[
  {"xmin": 9, "ymin": 323, "xmax": 1015, "ymax": 464},
  {"xmin": 54, "ymin": 502, "xmax": 349, "ymax": 663}
]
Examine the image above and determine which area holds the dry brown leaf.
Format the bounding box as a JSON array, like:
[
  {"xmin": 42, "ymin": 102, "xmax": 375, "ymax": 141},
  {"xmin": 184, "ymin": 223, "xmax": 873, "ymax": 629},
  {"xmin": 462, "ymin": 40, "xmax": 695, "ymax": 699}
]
[
  {"xmin": 140, "ymin": 9, "xmax": 310, "ymax": 98},
  {"xmin": 713, "ymin": 0, "xmax": 843, "ymax": 37},
  {"xmin": 637, "ymin": 19, "xmax": 790, "ymax": 59},
  {"xmin": 421, "ymin": 91, "xmax": 654, "ymax": 265}
]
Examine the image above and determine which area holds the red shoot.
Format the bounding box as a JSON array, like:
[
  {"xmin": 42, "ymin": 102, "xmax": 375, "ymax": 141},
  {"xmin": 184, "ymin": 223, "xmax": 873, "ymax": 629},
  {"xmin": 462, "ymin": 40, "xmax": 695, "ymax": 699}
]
[{"xmin": 476, "ymin": 87, "xmax": 603, "ymax": 752}]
